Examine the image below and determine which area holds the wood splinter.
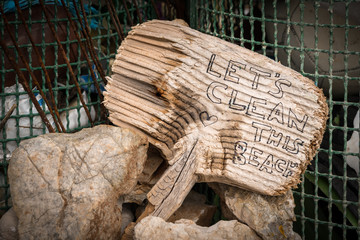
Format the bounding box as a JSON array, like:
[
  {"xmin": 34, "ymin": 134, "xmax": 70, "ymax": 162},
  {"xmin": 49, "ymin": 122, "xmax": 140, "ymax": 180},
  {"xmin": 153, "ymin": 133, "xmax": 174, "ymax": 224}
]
[{"xmin": 104, "ymin": 19, "xmax": 328, "ymax": 221}]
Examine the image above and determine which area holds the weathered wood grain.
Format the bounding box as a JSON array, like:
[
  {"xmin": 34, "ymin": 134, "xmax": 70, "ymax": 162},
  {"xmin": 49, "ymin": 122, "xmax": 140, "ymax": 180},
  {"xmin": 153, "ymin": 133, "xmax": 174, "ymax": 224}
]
[{"xmin": 104, "ymin": 19, "xmax": 328, "ymax": 220}]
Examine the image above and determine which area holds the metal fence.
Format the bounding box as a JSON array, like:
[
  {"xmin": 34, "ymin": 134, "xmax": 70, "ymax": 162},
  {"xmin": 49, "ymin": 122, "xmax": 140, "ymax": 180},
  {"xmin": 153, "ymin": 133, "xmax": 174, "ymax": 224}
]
[
  {"xmin": 189, "ymin": 0, "xmax": 360, "ymax": 239},
  {"xmin": 1, "ymin": 0, "xmax": 359, "ymax": 239},
  {"xmin": 0, "ymin": 0, "xmax": 159, "ymax": 213}
]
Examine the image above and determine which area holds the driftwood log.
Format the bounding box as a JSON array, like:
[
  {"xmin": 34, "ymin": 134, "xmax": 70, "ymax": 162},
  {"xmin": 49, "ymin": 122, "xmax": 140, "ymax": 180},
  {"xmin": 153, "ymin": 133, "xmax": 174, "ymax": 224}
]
[{"xmin": 104, "ymin": 19, "xmax": 328, "ymax": 220}]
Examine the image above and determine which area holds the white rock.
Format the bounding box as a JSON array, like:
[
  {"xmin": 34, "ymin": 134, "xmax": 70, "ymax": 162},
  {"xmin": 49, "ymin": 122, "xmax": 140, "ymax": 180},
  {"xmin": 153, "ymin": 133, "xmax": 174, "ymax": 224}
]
[
  {"xmin": 210, "ymin": 183, "xmax": 300, "ymax": 240},
  {"xmin": 8, "ymin": 125, "xmax": 148, "ymax": 240},
  {"xmin": 134, "ymin": 216, "xmax": 260, "ymax": 240}
]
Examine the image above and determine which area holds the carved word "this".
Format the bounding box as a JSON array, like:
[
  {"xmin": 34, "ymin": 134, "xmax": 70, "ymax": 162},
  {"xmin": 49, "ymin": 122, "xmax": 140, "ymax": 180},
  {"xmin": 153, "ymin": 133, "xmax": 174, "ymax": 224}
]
[{"xmin": 252, "ymin": 121, "xmax": 304, "ymax": 155}]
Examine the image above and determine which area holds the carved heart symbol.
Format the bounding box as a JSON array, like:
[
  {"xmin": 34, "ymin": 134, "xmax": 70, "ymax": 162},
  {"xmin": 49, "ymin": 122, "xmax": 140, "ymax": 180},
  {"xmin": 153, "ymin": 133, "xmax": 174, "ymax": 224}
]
[{"xmin": 200, "ymin": 111, "xmax": 218, "ymax": 127}]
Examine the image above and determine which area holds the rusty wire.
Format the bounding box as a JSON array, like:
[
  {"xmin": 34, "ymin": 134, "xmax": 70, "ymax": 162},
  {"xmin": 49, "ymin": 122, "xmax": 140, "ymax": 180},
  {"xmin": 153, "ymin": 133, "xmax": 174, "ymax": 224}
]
[
  {"xmin": 13, "ymin": 1, "xmax": 66, "ymax": 132},
  {"xmin": 165, "ymin": 0, "xmax": 172, "ymax": 19},
  {"xmin": 0, "ymin": 0, "xmax": 179, "ymax": 133},
  {"xmin": 150, "ymin": 0, "xmax": 161, "ymax": 19},
  {"xmin": 108, "ymin": 0, "xmax": 126, "ymax": 40},
  {"xmin": 123, "ymin": 0, "xmax": 134, "ymax": 26},
  {"xmin": 59, "ymin": 0, "xmax": 103, "ymax": 99},
  {"xmin": 132, "ymin": 0, "xmax": 143, "ymax": 23},
  {"xmin": 0, "ymin": 4, "xmax": 62, "ymax": 133},
  {"xmin": 59, "ymin": 0, "xmax": 107, "ymax": 120},
  {"xmin": 106, "ymin": 0, "xmax": 124, "ymax": 41},
  {"xmin": 38, "ymin": 0, "xmax": 94, "ymax": 126},
  {"xmin": 0, "ymin": 39, "xmax": 56, "ymax": 133},
  {"xmin": 72, "ymin": 0, "xmax": 107, "ymax": 85},
  {"xmin": 0, "ymin": 103, "xmax": 16, "ymax": 131}
]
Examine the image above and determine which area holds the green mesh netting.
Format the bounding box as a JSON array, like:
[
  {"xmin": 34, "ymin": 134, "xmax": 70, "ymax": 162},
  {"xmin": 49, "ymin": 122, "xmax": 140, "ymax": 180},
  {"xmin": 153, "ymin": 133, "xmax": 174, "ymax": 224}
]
[
  {"xmin": 0, "ymin": 0, "xmax": 157, "ymax": 212},
  {"xmin": 190, "ymin": 0, "xmax": 360, "ymax": 239},
  {"xmin": 1, "ymin": 1, "xmax": 360, "ymax": 239}
]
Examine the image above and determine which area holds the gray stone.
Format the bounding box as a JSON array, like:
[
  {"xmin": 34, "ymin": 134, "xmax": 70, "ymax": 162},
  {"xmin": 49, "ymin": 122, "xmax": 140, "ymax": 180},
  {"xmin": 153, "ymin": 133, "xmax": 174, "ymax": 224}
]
[
  {"xmin": 134, "ymin": 216, "xmax": 260, "ymax": 240},
  {"xmin": 168, "ymin": 191, "xmax": 217, "ymax": 227},
  {"xmin": 121, "ymin": 204, "xmax": 135, "ymax": 236},
  {"xmin": 0, "ymin": 208, "xmax": 18, "ymax": 240},
  {"xmin": 138, "ymin": 145, "xmax": 164, "ymax": 185},
  {"xmin": 124, "ymin": 184, "xmax": 152, "ymax": 205},
  {"xmin": 8, "ymin": 125, "xmax": 148, "ymax": 240},
  {"xmin": 210, "ymin": 183, "xmax": 301, "ymax": 240}
]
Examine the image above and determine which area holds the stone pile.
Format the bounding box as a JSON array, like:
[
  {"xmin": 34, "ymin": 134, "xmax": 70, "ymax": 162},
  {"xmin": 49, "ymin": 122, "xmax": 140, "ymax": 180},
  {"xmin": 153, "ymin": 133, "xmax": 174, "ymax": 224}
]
[{"xmin": 0, "ymin": 125, "xmax": 300, "ymax": 239}]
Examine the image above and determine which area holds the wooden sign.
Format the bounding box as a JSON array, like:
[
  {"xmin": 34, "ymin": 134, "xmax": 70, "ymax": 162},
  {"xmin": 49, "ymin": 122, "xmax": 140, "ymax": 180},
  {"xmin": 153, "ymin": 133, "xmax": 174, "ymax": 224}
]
[{"xmin": 104, "ymin": 19, "xmax": 328, "ymax": 220}]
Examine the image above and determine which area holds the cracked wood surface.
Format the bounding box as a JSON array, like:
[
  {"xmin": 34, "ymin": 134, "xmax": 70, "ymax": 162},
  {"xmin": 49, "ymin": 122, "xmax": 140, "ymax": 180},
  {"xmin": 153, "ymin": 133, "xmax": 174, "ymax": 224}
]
[
  {"xmin": 104, "ymin": 19, "xmax": 328, "ymax": 220},
  {"xmin": 147, "ymin": 138, "xmax": 198, "ymax": 219}
]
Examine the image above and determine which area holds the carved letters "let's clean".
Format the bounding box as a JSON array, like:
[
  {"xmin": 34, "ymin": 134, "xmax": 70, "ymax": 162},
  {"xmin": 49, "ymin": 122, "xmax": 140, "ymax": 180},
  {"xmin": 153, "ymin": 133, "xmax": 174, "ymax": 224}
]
[{"xmin": 206, "ymin": 53, "xmax": 308, "ymax": 178}]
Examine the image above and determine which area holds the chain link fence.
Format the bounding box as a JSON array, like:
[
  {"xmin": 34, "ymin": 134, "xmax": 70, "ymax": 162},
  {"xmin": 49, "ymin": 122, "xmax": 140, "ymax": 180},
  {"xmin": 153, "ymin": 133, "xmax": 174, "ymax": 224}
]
[
  {"xmin": 189, "ymin": 0, "xmax": 360, "ymax": 239},
  {"xmin": 0, "ymin": 0, "xmax": 161, "ymax": 213}
]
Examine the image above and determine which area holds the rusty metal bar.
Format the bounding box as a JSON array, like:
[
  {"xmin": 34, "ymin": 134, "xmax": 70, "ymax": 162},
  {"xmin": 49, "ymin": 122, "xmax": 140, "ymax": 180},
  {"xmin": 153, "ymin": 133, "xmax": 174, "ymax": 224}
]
[
  {"xmin": 72, "ymin": 0, "xmax": 107, "ymax": 85},
  {"xmin": 12, "ymin": 1, "xmax": 66, "ymax": 132},
  {"xmin": 109, "ymin": 0, "xmax": 126, "ymax": 39},
  {"xmin": 38, "ymin": 0, "xmax": 94, "ymax": 126},
  {"xmin": 0, "ymin": 39, "xmax": 56, "ymax": 133},
  {"xmin": 105, "ymin": 0, "xmax": 124, "ymax": 41},
  {"xmin": 132, "ymin": 0, "xmax": 143, "ymax": 23},
  {"xmin": 0, "ymin": 4, "xmax": 62, "ymax": 132},
  {"xmin": 59, "ymin": 0, "xmax": 103, "ymax": 99},
  {"xmin": 0, "ymin": 103, "xmax": 16, "ymax": 131},
  {"xmin": 165, "ymin": 0, "xmax": 171, "ymax": 20},
  {"xmin": 150, "ymin": 0, "xmax": 160, "ymax": 19},
  {"xmin": 59, "ymin": 0, "xmax": 107, "ymax": 120},
  {"xmin": 123, "ymin": 0, "xmax": 134, "ymax": 26}
]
